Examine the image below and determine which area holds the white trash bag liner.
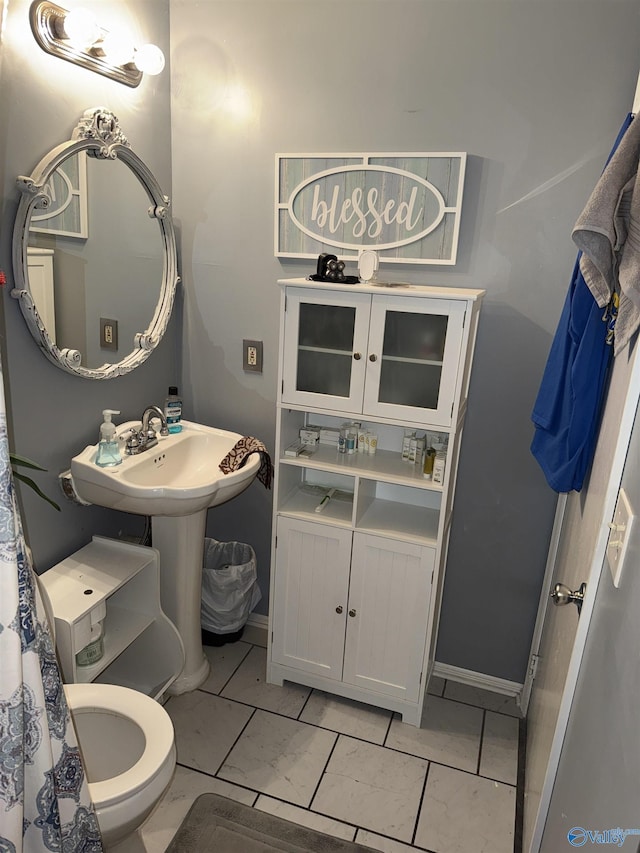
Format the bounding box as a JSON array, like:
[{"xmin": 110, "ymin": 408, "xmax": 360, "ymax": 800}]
[{"xmin": 201, "ymin": 539, "xmax": 261, "ymax": 634}]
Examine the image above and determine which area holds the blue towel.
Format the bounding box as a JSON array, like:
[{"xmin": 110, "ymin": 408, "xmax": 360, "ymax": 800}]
[{"xmin": 530, "ymin": 114, "xmax": 633, "ymax": 493}]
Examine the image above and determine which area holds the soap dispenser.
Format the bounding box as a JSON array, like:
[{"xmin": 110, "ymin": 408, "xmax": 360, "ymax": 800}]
[{"xmin": 95, "ymin": 409, "xmax": 122, "ymax": 468}]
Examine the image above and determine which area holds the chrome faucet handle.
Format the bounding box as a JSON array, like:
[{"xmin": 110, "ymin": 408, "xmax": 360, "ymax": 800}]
[
  {"xmin": 142, "ymin": 424, "xmax": 158, "ymax": 442},
  {"xmin": 118, "ymin": 426, "xmax": 137, "ymax": 441},
  {"xmin": 125, "ymin": 432, "xmax": 141, "ymax": 454}
]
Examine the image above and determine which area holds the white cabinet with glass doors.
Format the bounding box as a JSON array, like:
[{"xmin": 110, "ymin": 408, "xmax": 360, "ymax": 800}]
[{"xmin": 267, "ymin": 278, "xmax": 484, "ymax": 726}]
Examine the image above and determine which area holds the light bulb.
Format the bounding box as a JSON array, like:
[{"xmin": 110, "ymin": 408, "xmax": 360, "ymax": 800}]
[
  {"xmin": 100, "ymin": 28, "xmax": 135, "ymax": 66},
  {"xmin": 133, "ymin": 43, "xmax": 165, "ymax": 75},
  {"xmin": 63, "ymin": 8, "xmax": 100, "ymax": 48}
]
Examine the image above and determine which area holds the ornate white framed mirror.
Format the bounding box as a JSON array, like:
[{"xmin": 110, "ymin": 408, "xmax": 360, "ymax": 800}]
[{"xmin": 12, "ymin": 107, "xmax": 179, "ymax": 379}]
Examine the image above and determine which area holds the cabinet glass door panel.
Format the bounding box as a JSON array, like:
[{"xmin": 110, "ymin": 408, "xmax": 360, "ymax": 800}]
[
  {"xmin": 364, "ymin": 296, "xmax": 466, "ymax": 425},
  {"xmin": 282, "ymin": 288, "xmax": 370, "ymax": 411},
  {"xmin": 298, "ymin": 302, "xmax": 356, "ymax": 352},
  {"xmin": 296, "ymin": 303, "xmax": 355, "ymax": 397},
  {"xmin": 378, "ymin": 360, "xmax": 444, "ymax": 411},
  {"xmin": 381, "ymin": 311, "xmax": 448, "ymax": 362}
]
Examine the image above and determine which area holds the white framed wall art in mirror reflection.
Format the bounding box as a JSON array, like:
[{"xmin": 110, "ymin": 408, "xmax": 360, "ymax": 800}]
[{"xmin": 30, "ymin": 150, "xmax": 88, "ymax": 239}]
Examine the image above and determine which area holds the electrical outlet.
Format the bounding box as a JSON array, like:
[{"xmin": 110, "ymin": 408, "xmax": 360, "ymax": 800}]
[
  {"xmin": 100, "ymin": 318, "xmax": 118, "ymax": 351},
  {"xmin": 607, "ymin": 487, "xmax": 635, "ymax": 587},
  {"xmin": 243, "ymin": 339, "xmax": 263, "ymax": 373}
]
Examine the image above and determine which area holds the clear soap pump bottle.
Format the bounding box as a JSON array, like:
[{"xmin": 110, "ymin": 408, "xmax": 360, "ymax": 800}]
[{"xmin": 95, "ymin": 409, "xmax": 122, "ymax": 467}]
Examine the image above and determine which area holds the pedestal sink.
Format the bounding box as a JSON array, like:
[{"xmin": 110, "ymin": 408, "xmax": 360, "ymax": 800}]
[{"xmin": 70, "ymin": 420, "xmax": 261, "ymax": 694}]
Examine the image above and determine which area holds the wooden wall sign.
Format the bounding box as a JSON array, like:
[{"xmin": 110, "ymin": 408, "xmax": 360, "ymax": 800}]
[{"xmin": 276, "ymin": 152, "xmax": 466, "ymax": 266}]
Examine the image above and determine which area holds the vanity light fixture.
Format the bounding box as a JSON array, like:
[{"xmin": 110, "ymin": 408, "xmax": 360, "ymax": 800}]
[{"xmin": 30, "ymin": 1, "xmax": 165, "ymax": 88}]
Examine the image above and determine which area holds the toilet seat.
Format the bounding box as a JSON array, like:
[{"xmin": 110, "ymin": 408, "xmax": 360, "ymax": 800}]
[{"xmin": 64, "ymin": 682, "xmax": 175, "ymax": 808}]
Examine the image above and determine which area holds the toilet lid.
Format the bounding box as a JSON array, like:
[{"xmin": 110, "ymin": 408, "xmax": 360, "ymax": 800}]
[{"xmin": 64, "ymin": 683, "xmax": 175, "ymax": 808}]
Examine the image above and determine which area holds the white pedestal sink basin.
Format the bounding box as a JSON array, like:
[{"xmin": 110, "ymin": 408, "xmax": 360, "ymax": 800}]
[{"xmin": 70, "ymin": 420, "xmax": 261, "ymax": 694}]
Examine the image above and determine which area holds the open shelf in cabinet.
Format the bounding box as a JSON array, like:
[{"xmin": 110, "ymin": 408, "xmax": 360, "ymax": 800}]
[
  {"xmin": 278, "ymin": 410, "xmax": 449, "ymax": 491},
  {"xmin": 355, "ymin": 480, "xmax": 440, "ymax": 545},
  {"xmin": 94, "ymin": 621, "xmax": 182, "ymax": 699},
  {"xmin": 277, "ymin": 464, "xmax": 354, "ymax": 527},
  {"xmin": 74, "ymin": 606, "xmax": 154, "ymax": 683},
  {"xmin": 276, "ymin": 460, "xmax": 441, "ymax": 545},
  {"xmin": 281, "ymin": 442, "xmax": 443, "ymax": 491},
  {"xmin": 40, "ymin": 536, "xmax": 184, "ymax": 697}
]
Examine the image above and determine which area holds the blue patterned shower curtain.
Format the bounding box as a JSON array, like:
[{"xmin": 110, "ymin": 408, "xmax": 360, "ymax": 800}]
[{"xmin": 0, "ymin": 371, "xmax": 103, "ymax": 850}]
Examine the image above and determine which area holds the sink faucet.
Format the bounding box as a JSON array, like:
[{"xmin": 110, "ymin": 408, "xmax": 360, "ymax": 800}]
[{"xmin": 125, "ymin": 405, "xmax": 169, "ymax": 455}]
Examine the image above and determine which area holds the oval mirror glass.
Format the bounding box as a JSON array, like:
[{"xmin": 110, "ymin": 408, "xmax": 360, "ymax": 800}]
[{"xmin": 12, "ymin": 108, "xmax": 179, "ymax": 379}]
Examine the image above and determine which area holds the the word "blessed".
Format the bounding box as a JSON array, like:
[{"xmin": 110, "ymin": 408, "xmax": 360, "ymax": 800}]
[{"xmin": 310, "ymin": 185, "xmax": 424, "ymax": 239}]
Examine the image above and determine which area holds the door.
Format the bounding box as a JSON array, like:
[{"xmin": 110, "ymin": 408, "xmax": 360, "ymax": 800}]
[
  {"xmin": 539, "ymin": 402, "xmax": 640, "ymax": 849},
  {"xmin": 524, "ymin": 342, "xmax": 640, "ymax": 853},
  {"xmin": 363, "ymin": 295, "xmax": 466, "ymax": 425},
  {"xmin": 342, "ymin": 532, "xmax": 434, "ymax": 702},
  {"xmin": 27, "ymin": 247, "xmax": 56, "ymax": 341},
  {"xmin": 271, "ymin": 517, "xmax": 351, "ymax": 680},
  {"xmin": 281, "ymin": 288, "xmax": 371, "ymax": 411}
]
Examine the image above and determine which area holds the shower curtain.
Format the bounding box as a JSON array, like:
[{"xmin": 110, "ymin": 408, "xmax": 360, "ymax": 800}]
[{"xmin": 0, "ymin": 368, "xmax": 102, "ymax": 850}]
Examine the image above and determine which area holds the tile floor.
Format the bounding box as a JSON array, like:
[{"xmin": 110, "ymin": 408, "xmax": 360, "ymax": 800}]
[{"xmin": 140, "ymin": 625, "xmax": 522, "ymax": 853}]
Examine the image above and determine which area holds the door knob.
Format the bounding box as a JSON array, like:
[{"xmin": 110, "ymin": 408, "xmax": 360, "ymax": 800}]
[
  {"xmin": 335, "ymin": 605, "xmax": 343, "ymax": 614},
  {"xmin": 353, "ymin": 352, "xmax": 361, "ymax": 360},
  {"xmin": 369, "ymin": 354, "xmax": 377, "ymax": 362},
  {"xmin": 550, "ymin": 582, "xmax": 587, "ymax": 616},
  {"xmin": 349, "ymin": 608, "xmax": 356, "ymax": 617}
]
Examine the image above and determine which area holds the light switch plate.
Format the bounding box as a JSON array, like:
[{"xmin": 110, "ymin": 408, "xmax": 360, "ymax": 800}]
[{"xmin": 607, "ymin": 487, "xmax": 635, "ymax": 588}]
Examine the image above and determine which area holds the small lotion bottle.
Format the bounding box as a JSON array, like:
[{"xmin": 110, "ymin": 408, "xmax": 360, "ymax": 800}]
[
  {"xmin": 165, "ymin": 386, "xmax": 183, "ymax": 433},
  {"xmin": 433, "ymin": 450, "xmax": 447, "ymax": 484}
]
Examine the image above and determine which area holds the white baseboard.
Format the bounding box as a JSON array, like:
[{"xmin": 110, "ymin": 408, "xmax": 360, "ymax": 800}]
[
  {"xmin": 433, "ymin": 662, "xmax": 523, "ymax": 698},
  {"xmin": 247, "ymin": 613, "xmax": 268, "ymax": 629}
]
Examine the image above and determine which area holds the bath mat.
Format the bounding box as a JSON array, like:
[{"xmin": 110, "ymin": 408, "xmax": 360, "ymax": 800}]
[{"xmin": 165, "ymin": 792, "xmax": 378, "ymax": 852}]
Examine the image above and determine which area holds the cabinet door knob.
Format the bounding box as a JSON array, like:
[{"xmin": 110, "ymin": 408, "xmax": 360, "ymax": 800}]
[
  {"xmin": 369, "ymin": 354, "xmax": 377, "ymax": 362},
  {"xmin": 336, "ymin": 605, "xmax": 343, "ymax": 614},
  {"xmin": 353, "ymin": 352, "xmax": 361, "ymax": 361},
  {"xmin": 349, "ymin": 608, "xmax": 357, "ymax": 617}
]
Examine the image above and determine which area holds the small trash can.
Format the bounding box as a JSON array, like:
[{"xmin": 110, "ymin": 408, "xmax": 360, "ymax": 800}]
[{"xmin": 200, "ymin": 538, "xmax": 261, "ymax": 646}]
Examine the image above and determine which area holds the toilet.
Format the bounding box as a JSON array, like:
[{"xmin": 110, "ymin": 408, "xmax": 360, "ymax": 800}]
[
  {"xmin": 64, "ymin": 683, "xmax": 176, "ymax": 850},
  {"xmin": 38, "ymin": 578, "xmax": 177, "ymax": 851}
]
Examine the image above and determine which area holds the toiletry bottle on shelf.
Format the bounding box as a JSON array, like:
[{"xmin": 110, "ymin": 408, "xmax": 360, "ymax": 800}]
[
  {"xmin": 402, "ymin": 430, "xmax": 416, "ymax": 461},
  {"xmin": 433, "ymin": 449, "xmax": 447, "ymax": 484},
  {"xmin": 165, "ymin": 386, "xmax": 182, "ymax": 433},
  {"xmin": 423, "ymin": 444, "xmax": 436, "ymax": 480},
  {"xmin": 76, "ymin": 620, "xmax": 104, "ymax": 666},
  {"xmin": 95, "ymin": 409, "xmax": 122, "ymax": 467}
]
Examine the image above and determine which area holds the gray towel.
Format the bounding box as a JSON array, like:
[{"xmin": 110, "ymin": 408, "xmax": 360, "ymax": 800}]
[{"xmin": 573, "ymin": 115, "xmax": 640, "ymax": 355}]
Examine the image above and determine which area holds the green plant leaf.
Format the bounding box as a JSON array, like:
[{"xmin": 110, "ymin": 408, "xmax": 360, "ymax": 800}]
[
  {"xmin": 13, "ymin": 470, "xmax": 61, "ymax": 511},
  {"xmin": 11, "ymin": 451, "xmax": 61, "ymax": 512},
  {"xmin": 10, "ymin": 453, "xmax": 47, "ymax": 472}
]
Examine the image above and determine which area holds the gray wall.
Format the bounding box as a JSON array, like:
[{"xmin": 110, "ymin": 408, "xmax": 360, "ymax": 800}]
[
  {"xmin": 169, "ymin": 0, "xmax": 640, "ymax": 683},
  {"xmin": 0, "ymin": 0, "xmax": 176, "ymax": 570}
]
